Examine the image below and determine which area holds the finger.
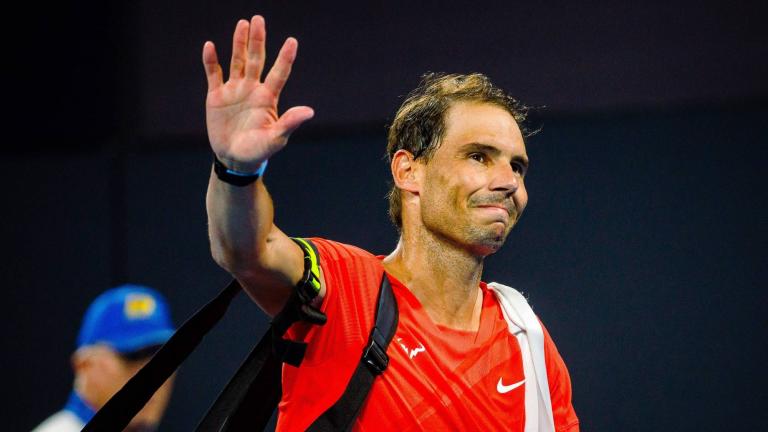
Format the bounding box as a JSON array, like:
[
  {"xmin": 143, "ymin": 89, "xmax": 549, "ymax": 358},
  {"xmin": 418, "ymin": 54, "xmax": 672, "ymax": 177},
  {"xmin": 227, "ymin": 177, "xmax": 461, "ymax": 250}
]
[
  {"xmin": 275, "ymin": 106, "xmax": 315, "ymax": 138},
  {"xmin": 264, "ymin": 37, "xmax": 298, "ymax": 99},
  {"xmin": 229, "ymin": 19, "xmax": 249, "ymax": 80},
  {"xmin": 245, "ymin": 15, "xmax": 266, "ymax": 81},
  {"xmin": 202, "ymin": 41, "xmax": 223, "ymax": 92}
]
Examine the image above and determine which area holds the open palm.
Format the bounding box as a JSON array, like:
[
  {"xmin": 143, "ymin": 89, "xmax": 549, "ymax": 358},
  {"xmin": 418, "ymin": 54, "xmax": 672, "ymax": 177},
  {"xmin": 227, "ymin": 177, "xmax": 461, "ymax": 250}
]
[{"xmin": 203, "ymin": 16, "xmax": 314, "ymax": 172}]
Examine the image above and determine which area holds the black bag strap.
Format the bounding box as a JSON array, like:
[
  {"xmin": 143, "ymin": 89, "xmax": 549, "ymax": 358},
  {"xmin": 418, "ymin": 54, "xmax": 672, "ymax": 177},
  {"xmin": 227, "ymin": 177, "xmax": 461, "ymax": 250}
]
[
  {"xmin": 196, "ymin": 238, "xmax": 326, "ymax": 431},
  {"xmin": 203, "ymin": 272, "xmax": 398, "ymax": 432},
  {"xmin": 194, "ymin": 323, "xmax": 282, "ymax": 431},
  {"xmin": 307, "ymin": 273, "xmax": 398, "ymax": 431},
  {"xmin": 82, "ymin": 279, "xmax": 242, "ymax": 432}
]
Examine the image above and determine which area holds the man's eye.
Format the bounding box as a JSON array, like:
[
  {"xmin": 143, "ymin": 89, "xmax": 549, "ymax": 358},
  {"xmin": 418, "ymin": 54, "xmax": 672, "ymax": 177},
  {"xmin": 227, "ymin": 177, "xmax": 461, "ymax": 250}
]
[
  {"xmin": 469, "ymin": 153, "xmax": 485, "ymax": 163},
  {"xmin": 512, "ymin": 162, "xmax": 523, "ymax": 174}
]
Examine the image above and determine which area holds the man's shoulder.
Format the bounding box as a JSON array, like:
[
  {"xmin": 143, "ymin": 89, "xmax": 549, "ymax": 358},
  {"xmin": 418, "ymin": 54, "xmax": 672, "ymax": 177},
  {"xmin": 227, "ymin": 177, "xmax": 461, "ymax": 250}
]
[
  {"xmin": 306, "ymin": 237, "xmax": 379, "ymax": 262},
  {"xmin": 31, "ymin": 410, "xmax": 84, "ymax": 432}
]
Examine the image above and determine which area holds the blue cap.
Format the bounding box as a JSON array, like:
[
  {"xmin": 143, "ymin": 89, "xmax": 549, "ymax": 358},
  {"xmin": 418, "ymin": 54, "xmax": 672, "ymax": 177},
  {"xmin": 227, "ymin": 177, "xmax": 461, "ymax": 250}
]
[{"xmin": 76, "ymin": 284, "xmax": 175, "ymax": 354}]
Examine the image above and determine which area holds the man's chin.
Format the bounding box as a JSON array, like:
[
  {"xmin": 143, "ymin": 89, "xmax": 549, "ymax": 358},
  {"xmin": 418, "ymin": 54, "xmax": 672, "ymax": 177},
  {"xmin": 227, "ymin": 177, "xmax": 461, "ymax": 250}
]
[
  {"xmin": 486, "ymin": 220, "xmax": 514, "ymax": 240},
  {"xmin": 467, "ymin": 228, "xmax": 510, "ymax": 256}
]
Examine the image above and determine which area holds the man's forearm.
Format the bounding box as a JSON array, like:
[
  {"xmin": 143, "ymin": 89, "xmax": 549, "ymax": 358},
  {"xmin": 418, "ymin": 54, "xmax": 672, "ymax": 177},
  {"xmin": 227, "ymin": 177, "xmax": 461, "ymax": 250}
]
[{"xmin": 206, "ymin": 168, "xmax": 275, "ymax": 276}]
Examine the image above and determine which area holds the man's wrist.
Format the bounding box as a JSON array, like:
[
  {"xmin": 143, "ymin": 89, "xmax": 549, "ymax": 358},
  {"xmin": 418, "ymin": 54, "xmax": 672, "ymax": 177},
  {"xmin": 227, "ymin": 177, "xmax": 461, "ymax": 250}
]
[{"xmin": 212, "ymin": 156, "xmax": 269, "ymax": 187}]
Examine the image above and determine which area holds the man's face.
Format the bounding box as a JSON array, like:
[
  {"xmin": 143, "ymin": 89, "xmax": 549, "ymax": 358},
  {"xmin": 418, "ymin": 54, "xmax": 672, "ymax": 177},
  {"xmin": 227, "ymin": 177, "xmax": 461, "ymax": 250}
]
[
  {"xmin": 75, "ymin": 345, "xmax": 174, "ymax": 431},
  {"xmin": 417, "ymin": 101, "xmax": 528, "ymax": 256}
]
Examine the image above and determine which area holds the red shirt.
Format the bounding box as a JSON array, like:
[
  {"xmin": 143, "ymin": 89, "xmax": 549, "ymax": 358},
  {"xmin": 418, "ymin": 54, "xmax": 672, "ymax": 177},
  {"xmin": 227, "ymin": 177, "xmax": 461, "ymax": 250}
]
[{"xmin": 279, "ymin": 238, "xmax": 579, "ymax": 431}]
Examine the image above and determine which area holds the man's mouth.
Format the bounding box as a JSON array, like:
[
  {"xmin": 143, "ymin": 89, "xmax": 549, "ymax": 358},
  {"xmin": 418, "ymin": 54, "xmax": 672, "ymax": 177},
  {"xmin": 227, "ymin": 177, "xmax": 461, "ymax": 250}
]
[
  {"xmin": 476, "ymin": 204, "xmax": 511, "ymax": 214},
  {"xmin": 470, "ymin": 193, "xmax": 517, "ymax": 220}
]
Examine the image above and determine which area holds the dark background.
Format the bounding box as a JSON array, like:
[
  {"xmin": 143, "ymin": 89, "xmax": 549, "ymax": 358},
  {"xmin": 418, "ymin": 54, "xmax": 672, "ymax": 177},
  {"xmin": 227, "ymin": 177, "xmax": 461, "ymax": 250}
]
[{"xmin": 6, "ymin": 1, "xmax": 767, "ymax": 430}]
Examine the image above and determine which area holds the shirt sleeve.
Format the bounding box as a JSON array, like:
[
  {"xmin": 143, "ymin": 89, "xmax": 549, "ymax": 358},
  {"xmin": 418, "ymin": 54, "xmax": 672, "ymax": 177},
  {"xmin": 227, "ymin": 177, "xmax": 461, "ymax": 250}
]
[
  {"xmin": 542, "ymin": 321, "xmax": 580, "ymax": 432},
  {"xmin": 283, "ymin": 237, "xmax": 382, "ymax": 353},
  {"xmin": 278, "ymin": 238, "xmax": 383, "ymax": 431}
]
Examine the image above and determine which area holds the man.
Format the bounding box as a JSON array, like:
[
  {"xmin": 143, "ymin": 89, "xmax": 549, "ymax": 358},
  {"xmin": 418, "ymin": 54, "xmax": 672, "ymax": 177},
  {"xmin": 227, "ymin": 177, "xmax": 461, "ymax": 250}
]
[
  {"xmin": 33, "ymin": 284, "xmax": 176, "ymax": 432},
  {"xmin": 203, "ymin": 15, "xmax": 579, "ymax": 431}
]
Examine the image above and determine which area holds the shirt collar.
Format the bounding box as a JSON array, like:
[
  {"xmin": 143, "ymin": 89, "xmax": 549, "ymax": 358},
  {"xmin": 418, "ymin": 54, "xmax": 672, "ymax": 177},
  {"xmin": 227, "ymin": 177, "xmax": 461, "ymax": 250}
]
[{"xmin": 64, "ymin": 391, "xmax": 96, "ymax": 424}]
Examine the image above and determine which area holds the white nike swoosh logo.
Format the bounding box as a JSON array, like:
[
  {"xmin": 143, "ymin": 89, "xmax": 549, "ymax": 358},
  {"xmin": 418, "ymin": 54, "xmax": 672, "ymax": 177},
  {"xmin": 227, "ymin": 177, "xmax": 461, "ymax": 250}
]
[{"xmin": 497, "ymin": 377, "xmax": 526, "ymax": 394}]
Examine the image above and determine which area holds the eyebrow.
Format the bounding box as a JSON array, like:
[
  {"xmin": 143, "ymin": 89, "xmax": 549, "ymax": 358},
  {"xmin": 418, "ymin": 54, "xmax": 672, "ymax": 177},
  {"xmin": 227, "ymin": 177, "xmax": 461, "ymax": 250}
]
[{"xmin": 459, "ymin": 142, "xmax": 530, "ymax": 168}]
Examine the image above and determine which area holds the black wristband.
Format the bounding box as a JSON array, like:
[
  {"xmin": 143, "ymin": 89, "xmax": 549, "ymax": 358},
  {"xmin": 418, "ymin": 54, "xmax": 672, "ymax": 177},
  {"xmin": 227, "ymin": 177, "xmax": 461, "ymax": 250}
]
[{"xmin": 212, "ymin": 156, "xmax": 268, "ymax": 187}]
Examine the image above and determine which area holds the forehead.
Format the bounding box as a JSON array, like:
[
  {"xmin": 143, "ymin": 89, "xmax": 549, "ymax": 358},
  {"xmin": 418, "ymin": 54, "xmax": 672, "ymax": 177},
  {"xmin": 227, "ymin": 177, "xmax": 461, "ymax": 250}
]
[{"xmin": 438, "ymin": 101, "xmax": 526, "ymax": 157}]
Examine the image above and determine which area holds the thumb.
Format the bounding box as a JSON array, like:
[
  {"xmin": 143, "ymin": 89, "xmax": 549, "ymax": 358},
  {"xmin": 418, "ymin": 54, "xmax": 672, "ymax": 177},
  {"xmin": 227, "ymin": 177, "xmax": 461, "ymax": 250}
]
[{"xmin": 275, "ymin": 106, "xmax": 315, "ymax": 139}]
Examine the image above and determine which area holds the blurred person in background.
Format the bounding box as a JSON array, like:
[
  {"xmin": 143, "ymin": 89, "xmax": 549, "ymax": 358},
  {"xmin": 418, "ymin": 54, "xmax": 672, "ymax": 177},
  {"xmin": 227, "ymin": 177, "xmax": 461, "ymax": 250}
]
[{"xmin": 32, "ymin": 284, "xmax": 176, "ymax": 432}]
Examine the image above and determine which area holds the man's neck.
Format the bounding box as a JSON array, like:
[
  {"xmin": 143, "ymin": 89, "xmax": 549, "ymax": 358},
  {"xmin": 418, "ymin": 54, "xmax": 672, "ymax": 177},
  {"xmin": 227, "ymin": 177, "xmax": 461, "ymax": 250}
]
[{"xmin": 383, "ymin": 232, "xmax": 484, "ymax": 332}]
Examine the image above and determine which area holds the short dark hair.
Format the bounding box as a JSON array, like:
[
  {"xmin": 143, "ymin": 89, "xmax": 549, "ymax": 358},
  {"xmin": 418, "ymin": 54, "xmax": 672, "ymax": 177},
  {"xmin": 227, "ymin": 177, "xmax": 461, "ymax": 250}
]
[{"xmin": 386, "ymin": 72, "xmax": 530, "ymax": 229}]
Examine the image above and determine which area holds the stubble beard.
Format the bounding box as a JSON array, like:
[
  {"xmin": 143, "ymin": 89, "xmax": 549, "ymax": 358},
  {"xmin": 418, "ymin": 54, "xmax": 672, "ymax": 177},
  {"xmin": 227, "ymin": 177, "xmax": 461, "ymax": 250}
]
[
  {"xmin": 421, "ymin": 191, "xmax": 518, "ymax": 257},
  {"xmin": 427, "ymin": 210, "xmax": 515, "ymax": 258},
  {"xmin": 464, "ymin": 192, "xmax": 518, "ymax": 255},
  {"xmin": 464, "ymin": 219, "xmax": 514, "ymax": 256}
]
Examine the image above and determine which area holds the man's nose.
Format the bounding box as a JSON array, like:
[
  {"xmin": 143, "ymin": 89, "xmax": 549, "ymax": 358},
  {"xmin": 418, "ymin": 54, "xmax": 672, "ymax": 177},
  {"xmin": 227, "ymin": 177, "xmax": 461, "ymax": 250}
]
[{"xmin": 489, "ymin": 163, "xmax": 520, "ymax": 194}]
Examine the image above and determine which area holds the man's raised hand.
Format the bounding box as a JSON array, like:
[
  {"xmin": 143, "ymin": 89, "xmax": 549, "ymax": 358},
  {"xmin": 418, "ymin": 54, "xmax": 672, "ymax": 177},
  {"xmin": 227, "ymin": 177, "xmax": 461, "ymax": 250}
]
[{"xmin": 203, "ymin": 16, "xmax": 314, "ymax": 173}]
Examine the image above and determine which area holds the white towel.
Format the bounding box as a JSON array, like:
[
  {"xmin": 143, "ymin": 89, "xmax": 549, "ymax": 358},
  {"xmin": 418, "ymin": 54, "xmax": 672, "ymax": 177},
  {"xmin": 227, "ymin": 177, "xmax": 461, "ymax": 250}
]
[{"xmin": 488, "ymin": 282, "xmax": 555, "ymax": 432}]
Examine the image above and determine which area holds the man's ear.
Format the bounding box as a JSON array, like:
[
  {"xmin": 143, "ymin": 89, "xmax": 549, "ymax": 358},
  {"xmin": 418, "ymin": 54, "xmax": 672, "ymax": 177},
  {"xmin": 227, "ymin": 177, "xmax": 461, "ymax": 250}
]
[
  {"xmin": 391, "ymin": 149, "xmax": 421, "ymax": 194},
  {"xmin": 71, "ymin": 348, "xmax": 90, "ymax": 374},
  {"xmin": 71, "ymin": 348, "xmax": 93, "ymax": 393}
]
